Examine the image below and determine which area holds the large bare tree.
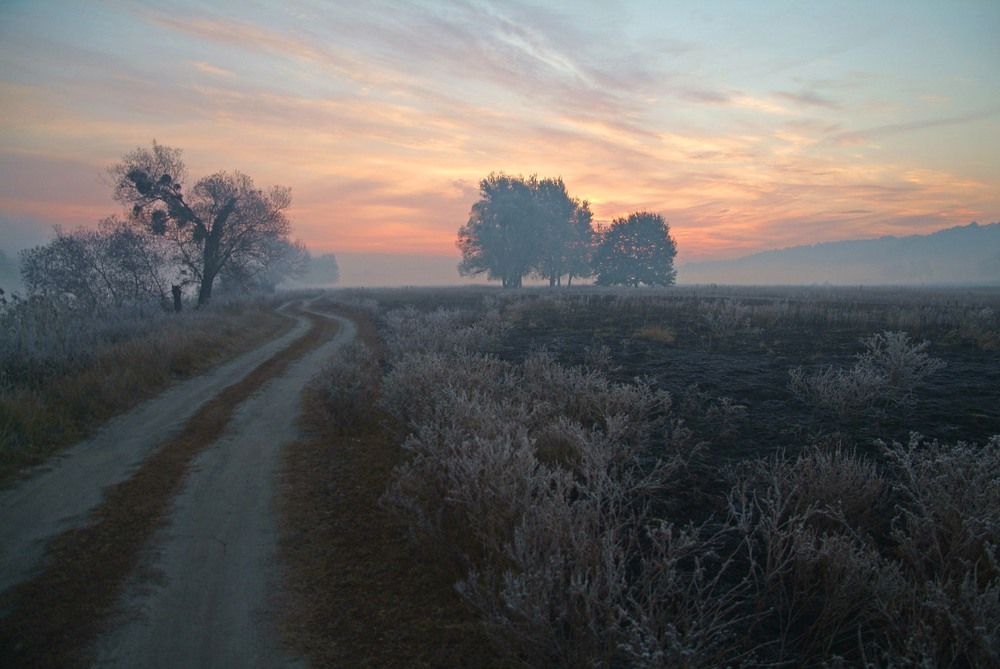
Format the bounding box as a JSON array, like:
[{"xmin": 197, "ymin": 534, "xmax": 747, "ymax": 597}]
[{"xmin": 109, "ymin": 141, "xmax": 296, "ymax": 305}]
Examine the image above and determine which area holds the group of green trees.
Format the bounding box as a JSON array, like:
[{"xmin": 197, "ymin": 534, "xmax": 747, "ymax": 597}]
[
  {"xmin": 18, "ymin": 141, "xmax": 308, "ymax": 311},
  {"xmin": 457, "ymin": 173, "xmax": 677, "ymax": 288}
]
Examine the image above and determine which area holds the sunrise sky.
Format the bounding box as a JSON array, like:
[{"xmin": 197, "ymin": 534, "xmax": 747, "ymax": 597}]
[{"xmin": 2, "ymin": 0, "xmax": 999, "ymax": 270}]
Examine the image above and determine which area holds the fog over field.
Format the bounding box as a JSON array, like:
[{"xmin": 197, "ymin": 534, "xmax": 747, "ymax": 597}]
[
  {"xmin": 679, "ymin": 221, "xmax": 1000, "ymax": 286},
  {"xmin": 2, "ymin": 1, "xmax": 998, "ymax": 268},
  {"xmin": 316, "ymin": 222, "xmax": 1000, "ymax": 287}
]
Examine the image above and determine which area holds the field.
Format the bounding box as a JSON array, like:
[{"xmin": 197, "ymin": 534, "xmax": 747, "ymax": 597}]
[
  {"xmin": 305, "ymin": 284, "xmax": 1000, "ymax": 668},
  {"xmin": 0, "ymin": 294, "xmax": 293, "ymax": 481},
  {"xmin": 4, "ymin": 284, "xmax": 998, "ymax": 667}
]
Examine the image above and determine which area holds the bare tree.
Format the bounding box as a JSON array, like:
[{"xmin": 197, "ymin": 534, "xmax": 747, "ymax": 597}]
[
  {"xmin": 219, "ymin": 237, "xmax": 310, "ymax": 294},
  {"xmin": 19, "ymin": 217, "xmax": 171, "ymax": 311},
  {"xmin": 109, "ymin": 141, "xmax": 297, "ymax": 305}
]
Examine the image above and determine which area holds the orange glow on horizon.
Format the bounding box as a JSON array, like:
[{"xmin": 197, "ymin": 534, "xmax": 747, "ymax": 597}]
[{"xmin": 1, "ymin": 1, "xmax": 997, "ymax": 270}]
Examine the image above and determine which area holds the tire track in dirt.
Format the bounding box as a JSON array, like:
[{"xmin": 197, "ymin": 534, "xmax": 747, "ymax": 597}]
[
  {"xmin": 0, "ymin": 299, "xmax": 352, "ymax": 668},
  {"xmin": 0, "ymin": 304, "xmax": 306, "ymax": 596}
]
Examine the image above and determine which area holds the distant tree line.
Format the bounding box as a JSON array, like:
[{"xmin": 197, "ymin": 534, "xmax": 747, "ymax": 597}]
[
  {"xmin": 16, "ymin": 141, "xmax": 309, "ymax": 312},
  {"xmin": 457, "ymin": 172, "xmax": 677, "ymax": 288}
]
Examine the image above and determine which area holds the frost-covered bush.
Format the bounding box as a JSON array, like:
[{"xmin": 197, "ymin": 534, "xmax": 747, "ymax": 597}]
[
  {"xmin": 788, "ymin": 330, "xmax": 945, "ymax": 420},
  {"xmin": 859, "ymin": 330, "xmax": 947, "ymax": 400},
  {"xmin": 375, "ymin": 302, "xmax": 997, "ymax": 667},
  {"xmin": 303, "ymin": 339, "xmax": 378, "ymax": 435},
  {"xmin": 379, "ymin": 352, "xmax": 518, "ymax": 429},
  {"xmin": 380, "ymin": 304, "xmax": 508, "ymax": 356},
  {"xmin": 0, "ymin": 293, "xmax": 176, "ymax": 391},
  {"xmin": 701, "ymin": 299, "xmax": 763, "ymax": 349},
  {"xmin": 871, "ymin": 434, "xmax": 1000, "ymax": 667},
  {"xmin": 728, "ymin": 437, "xmax": 1000, "ymax": 667},
  {"xmin": 727, "ymin": 446, "xmax": 892, "ymax": 664},
  {"xmin": 378, "ymin": 304, "xmax": 735, "ymax": 667}
]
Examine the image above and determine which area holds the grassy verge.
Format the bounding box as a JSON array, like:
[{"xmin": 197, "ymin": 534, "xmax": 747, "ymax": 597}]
[
  {"xmin": 0, "ymin": 305, "xmax": 338, "ymax": 668},
  {"xmin": 278, "ymin": 308, "xmax": 506, "ymax": 668},
  {"xmin": 0, "ymin": 299, "xmax": 293, "ymax": 483}
]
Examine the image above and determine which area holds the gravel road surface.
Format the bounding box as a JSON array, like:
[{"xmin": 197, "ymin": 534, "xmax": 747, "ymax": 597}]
[{"xmin": 0, "ymin": 301, "xmax": 353, "ymax": 668}]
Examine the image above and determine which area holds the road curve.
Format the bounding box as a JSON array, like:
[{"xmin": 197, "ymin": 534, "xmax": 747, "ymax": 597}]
[
  {"xmin": 0, "ymin": 300, "xmax": 354, "ymax": 668},
  {"xmin": 90, "ymin": 306, "xmax": 355, "ymax": 668},
  {"xmin": 0, "ymin": 302, "xmax": 313, "ymax": 597}
]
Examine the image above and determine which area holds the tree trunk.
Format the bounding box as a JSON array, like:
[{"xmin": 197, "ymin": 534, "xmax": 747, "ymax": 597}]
[
  {"xmin": 171, "ymin": 284, "xmax": 182, "ymax": 312},
  {"xmin": 198, "ymin": 273, "xmax": 215, "ymax": 306},
  {"xmin": 197, "ymin": 198, "xmax": 237, "ymax": 307},
  {"xmin": 199, "ymin": 241, "xmax": 221, "ymax": 307}
]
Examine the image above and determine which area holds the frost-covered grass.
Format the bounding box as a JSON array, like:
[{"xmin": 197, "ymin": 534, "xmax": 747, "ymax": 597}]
[
  {"xmin": 494, "ymin": 284, "xmax": 1000, "ymax": 351},
  {"xmin": 0, "ymin": 293, "xmax": 290, "ymax": 480},
  {"xmin": 354, "ymin": 289, "xmax": 1000, "ymax": 667},
  {"xmin": 788, "ymin": 330, "xmax": 947, "ymax": 420}
]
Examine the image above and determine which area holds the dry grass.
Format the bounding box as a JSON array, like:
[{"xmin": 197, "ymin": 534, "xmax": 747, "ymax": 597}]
[
  {"xmin": 368, "ymin": 292, "xmax": 1000, "ymax": 667},
  {"xmin": 0, "ymin": 300, "xmax": 292, "ymax": 482},
  {"xmin": 0, "ymin": 305, "xmax": 338, "ymax": 668},
  {"xmin": 635, "ymin": 324, "xmax": 676, "ymax": 344},
  {"xmin": 277, "ymin": 307, "xmax": 507, "ymax": 668}
]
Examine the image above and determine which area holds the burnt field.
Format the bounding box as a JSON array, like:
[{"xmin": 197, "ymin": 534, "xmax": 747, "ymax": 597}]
[
  {"xmin": 316, "ymin": 284, "xmax": 1000, "ymax": 668},
  {"xmin": 372, "ymin": 284, "xmax": 1000, "ymax": 456},
  {"xmin": 498, "ymin": 286, "xmax": 1000, "ymax": 456}
]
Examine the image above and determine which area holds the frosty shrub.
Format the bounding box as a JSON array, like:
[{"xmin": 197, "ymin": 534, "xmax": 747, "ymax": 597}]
[
  {"xmin": 378, "ymin": 304, "xmax": 749, "ymax": 667},
  {"xmin": 871, "ymin": 434, "xmax": 1000, "ymax": 667},
  {"xmin": 0, "ymin": 293, "xmax": 188, "ymax": 391},
  {"xmin": 701, "ymin": 299, "xmax": 763, "ymax": 349},
  {"xmin": 303, "ymin": 339, "xmax": 378, "ymax": 435},
  {"xmin": 728, "ymin": 436, "xmax": 1000, "ymax": 666},
  {"xmin": 379, "ymin": 351, "xmax": 518, "ymax": 430},
  {"xmin": 727, "ymin": 446, "xmax": 898, "ymax": 665},
  {"xmin": 376, "ymin": 302, "xmax": 999, "ymax": 667},
  {"xmin": 788, "ymin": 330, "xmax": 945, "ymax": 420},
  {"xmin": 859, "ymin": 330, "xmax": 947, "ymax": 401},
  {"xmin": 380, "ymin": 304, "xmax": 508, "ymax": 357},
  {"xmin": 679, "ymin": 384, "xmax": 747, "ymax": 439}
]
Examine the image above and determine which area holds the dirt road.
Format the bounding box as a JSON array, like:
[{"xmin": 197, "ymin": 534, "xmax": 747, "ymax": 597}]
[{"xmin": 0, "ymin": 300, "xmax": 353, "ymax": 668}]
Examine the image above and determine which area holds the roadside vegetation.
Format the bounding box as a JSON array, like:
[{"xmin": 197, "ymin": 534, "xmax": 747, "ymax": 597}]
[
  {"xmin": 0, "ymin": 301, "xmax": 336, "ymax": 667},
  {"xmin": 0, "ymin": 292, "xmax": 291, "ymax": 482},
  {"xmin": 279, "ymin": 296, "xmax": 506, "ymax": 667},
  {"xmin": 296, "ymin": 285, "xmax": 999, "ymax": 668},
  {"xmin": 1, "ymin": 140, "xmax": 313, "ymax": 482}
]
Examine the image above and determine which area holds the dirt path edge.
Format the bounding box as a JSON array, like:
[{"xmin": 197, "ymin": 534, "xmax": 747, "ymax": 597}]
[{"xmin": 0, "ymin": 300, "xmax": 343, "ymax": 669}]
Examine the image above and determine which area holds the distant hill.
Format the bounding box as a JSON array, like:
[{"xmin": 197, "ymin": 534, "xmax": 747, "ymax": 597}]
[{"xmin": 679, "ymin": 222, "xmax": 1000, "ymax": 285}]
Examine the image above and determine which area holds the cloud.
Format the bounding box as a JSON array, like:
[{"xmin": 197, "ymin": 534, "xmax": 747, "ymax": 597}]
[
  {"xmin": 674, "ymin": 88, "xmax": 794, "ymax": 116},
  {"xmin": 774, "ymin": 90, "xmax": 840, "ymax": 109},
  {"xmin": 677, "ymin": 88, "xmax": 733, "ymax": 105},
  {"xmin": 187, "ymin": 61, "xmax": 236, "ymax": 78},
  {"xmin": 2, "ymin": 0, "xmax": 997, "ymax": 266},
  {"xmin": 832, "ymin": 106, "xmax": 1000, "ymax": 146}
]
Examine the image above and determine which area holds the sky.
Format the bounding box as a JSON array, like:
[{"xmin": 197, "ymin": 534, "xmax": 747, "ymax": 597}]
[{"xmin": 1, "ymin": 0, "xmax": 999, "ymax": 276}]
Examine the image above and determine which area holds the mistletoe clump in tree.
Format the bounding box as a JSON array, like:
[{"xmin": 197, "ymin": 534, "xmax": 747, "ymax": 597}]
[
  {"xmin": 592, "ymin": 211, "xmax": 677, "ymax": 287},
  {"xmin": 109, "ymin": 141, "xmax": 306, "ymax": 306}
]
